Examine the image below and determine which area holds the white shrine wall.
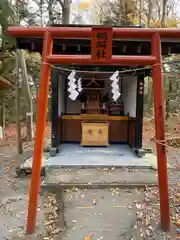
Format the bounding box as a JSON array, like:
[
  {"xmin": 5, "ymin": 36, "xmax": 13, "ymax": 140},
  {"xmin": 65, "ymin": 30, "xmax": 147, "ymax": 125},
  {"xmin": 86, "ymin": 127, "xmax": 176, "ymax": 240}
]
[
  {"xmin": 57, "ymin": 75, "xmax": 137, "ymax": 117},
  {"xmin": 122, "ymin": 76, "xmax": 137, "ymax": 118}
]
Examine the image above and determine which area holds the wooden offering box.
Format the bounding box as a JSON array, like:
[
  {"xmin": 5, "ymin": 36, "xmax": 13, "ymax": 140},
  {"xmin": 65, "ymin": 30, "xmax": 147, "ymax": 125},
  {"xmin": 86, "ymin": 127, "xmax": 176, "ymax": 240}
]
[{"xmin": 81, "ymin": 122, "xmax": 109, "ymax": 146}]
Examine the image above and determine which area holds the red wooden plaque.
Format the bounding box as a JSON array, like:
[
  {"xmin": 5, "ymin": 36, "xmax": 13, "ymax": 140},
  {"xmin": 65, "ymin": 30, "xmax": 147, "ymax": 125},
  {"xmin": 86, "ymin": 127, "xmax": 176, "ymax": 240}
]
[{"xmin": 91, "ymin": 27, "xmax": 112, "ymax": 62}]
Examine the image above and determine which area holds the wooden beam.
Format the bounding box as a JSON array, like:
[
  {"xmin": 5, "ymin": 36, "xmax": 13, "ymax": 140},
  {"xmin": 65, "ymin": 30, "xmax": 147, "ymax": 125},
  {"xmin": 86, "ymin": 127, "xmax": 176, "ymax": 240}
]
[
  {"xmin": 60, "ymin": 114, "xmax": 129, "ymax": 121},
  {"xmin": 8, "ymin": 26, "xmax": 180, "ymax": 38},
  {"xmin": 46, "ymin": 55, "xmax": 156, "ymax": 66},
  {"xmin": 151, "ymin": 33, "xmax": 170, "ymax": 231}
]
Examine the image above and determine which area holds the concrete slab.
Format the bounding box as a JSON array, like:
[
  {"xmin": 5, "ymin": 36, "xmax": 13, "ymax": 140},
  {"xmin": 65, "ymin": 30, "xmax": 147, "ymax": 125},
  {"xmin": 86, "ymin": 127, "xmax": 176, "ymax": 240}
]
[
  {"xmin": 46, "ymin": 144, "xmax": 173, "ymax": 169},
  {"xmin": 148, "ymin": 153, "xmax": 174, "ymax": 170},
  {"xmin": 20, "ymin": 144, "xmax": 173, "ymax": 175},
  {"xmin": 61, "ymin": 188, "xmax": 144, "ymax": 240},
  {"xmin": 42, "ymin": 168, "xmax": 158, "ymax": 188},
  {"xmin": 47, "ymin": 144, "xmax": 153, "ymax": 168}
]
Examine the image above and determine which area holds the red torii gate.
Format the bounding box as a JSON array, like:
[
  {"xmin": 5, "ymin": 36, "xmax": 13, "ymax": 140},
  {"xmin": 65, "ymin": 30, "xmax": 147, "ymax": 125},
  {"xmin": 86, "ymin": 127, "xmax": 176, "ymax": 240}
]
[{"xmin": 8, "ymin": 26, "xmax": 179, "ymax": 234}]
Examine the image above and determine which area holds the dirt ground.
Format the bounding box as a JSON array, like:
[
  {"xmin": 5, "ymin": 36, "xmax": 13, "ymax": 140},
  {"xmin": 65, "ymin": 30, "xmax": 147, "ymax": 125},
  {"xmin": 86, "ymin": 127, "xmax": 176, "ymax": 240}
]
[{"xmin": 0, "ymin": 117, "xmax": 179, "ymax": 239}]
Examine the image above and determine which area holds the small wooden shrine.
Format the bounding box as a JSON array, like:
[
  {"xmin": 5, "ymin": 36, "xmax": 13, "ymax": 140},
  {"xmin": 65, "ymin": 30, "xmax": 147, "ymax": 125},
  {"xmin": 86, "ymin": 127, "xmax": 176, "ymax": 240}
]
[
  {"xmin": 14, "ymin": 24, "xmax": 180, "ymax": 156},
  {"xmin": 9, "ymin": 23, "xmax": 180, "ymax": 233}
]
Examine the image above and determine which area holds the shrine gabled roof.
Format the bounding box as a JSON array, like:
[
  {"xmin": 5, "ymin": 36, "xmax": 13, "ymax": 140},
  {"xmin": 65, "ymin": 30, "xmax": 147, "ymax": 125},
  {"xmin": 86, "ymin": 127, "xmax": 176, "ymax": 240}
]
[{"xmin": 14, "ymin": 24, "xmax": 180, "ymax": 56}]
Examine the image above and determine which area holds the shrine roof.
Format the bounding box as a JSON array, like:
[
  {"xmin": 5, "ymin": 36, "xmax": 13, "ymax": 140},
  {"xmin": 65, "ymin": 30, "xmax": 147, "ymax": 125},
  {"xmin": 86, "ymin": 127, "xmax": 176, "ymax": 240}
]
[
  {"xmin": 9, "ymin": 24, "xmax": 180, "ymax": 76},
  {"xmin": 14, "ymin": 24, "xmax": 180, "ymax": 56}
]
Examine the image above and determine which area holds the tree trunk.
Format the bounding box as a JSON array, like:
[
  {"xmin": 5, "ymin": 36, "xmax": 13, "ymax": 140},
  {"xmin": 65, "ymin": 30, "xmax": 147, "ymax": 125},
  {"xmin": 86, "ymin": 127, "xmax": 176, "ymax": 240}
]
[
  {"xmin": 47, "ymin": 0, "xmax": 54, "ymax": 25},
  {"xmin": 147, "ymin": 0, "xmax": 152, "ymax": 27},
  {"xmin": 0, "ymin": 94, "xmax": 5, "ymax": 136},
  {"xmin": 139, "ymin": 0, "xmax": 142, "ymax": 25},
  {"xmin": 19, "ymin": 50, "xmax": 34, "ymax": 141},
  {"xmin": 165, "ymin": 99, "xmax": 170, "ymax": 120},
  {"xmin": 161, "ymin": 0, "xmax": 167, "ymax": 27},
  {"xmin": 62, "ymin": 0, "xmax": 70, "ymax": 24},
  {"xmin": 165, "ymin": 73, "xmax": 172, "ymax": 120},
  {"xmin": 16, "ymin": 50, "xmax": 23, "ymax": 154}
]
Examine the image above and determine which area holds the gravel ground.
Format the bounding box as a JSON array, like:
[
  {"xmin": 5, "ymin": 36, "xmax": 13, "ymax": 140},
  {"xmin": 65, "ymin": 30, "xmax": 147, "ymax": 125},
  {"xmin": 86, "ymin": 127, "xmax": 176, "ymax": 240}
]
[
  {"xmin": 167, "ymin": 148, "xmax": 180, "ymax": 238},
  {"xmin": 0, "ymin": 144, "xmax": 47, "ymax": 240},
  {"xmin": 142, "ymin": 144, "xmax": 180, "ymax": 239},
  {"xmin": 0, "ymin": 141, "xmax": 179, "ymax": 240}
]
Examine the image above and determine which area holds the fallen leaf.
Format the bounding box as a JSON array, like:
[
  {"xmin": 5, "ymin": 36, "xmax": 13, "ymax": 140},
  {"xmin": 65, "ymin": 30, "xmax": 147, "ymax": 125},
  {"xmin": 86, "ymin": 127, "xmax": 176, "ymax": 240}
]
[
  {"xmin": 145, "ymin": 215, "xmax": 151, "ymax": 226},
  {"xmin": 45, "ymin": 225, "xmax": 53, "ymax": 235},
  {"xmin": 92, "ymin": 198, "xmax": 96, "ymax": 205},
  {"xmin": 148, "ymin": 225, "xmax": 153, "ymax": 231},
  {"xmin": 136, "ymin": 211, "xmax": 143, "ymax": 219},
  {"xmin": 136, "ymin": 202, "xmax": 144, "ymax": 209},
  {"xmin": 44, "ymin": 220, "xmax": 56, "ymax": 226},
  {"xmin": 133, "ymin": 224, "xmax": 137, "ymax": 229},
  {"xmin": 52, "ymin": 227, "xmax": 63, "ymax": 235},
  {"xmin": 84, "ymin": 233, "xmax": 93, "ymax": 240}
]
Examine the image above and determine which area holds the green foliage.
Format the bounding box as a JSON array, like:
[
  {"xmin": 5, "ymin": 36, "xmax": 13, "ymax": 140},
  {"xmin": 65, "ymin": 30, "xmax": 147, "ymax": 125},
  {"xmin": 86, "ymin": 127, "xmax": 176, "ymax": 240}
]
[
  {"xmin": 0, "ymin": 55, "xmax": 16, "ymax": 79},
  {"xmin": 0, "ymin": 0, "xmax": 17, "ymax": 85},
  {"xmin": 0, "ymin": 1, "xmax": 33, "ymax": 85},
  {"xmin": 25, "ymin": 51, "xmax": 41, "ymax": 88},
  {"xmin": 0, "ymin": 0, "xmax": 16, "ymax": 49},
  {"xmin": 0, "ymin": 0, "xmax": 16, "ymax": 26}
]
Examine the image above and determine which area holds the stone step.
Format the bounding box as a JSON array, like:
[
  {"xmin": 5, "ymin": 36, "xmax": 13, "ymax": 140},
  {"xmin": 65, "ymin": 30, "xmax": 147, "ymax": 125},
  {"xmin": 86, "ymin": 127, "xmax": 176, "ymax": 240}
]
[
  {"xmin": 42, "ymin": 183, "xmax": 174, "ymax": 240},
  {"xmin": 57, "ymin": 188, "xmax": 145, "ymax": 240},
  {"xmin": 42, "ymin": 167, "xmax": 158, "ymax": 189}
]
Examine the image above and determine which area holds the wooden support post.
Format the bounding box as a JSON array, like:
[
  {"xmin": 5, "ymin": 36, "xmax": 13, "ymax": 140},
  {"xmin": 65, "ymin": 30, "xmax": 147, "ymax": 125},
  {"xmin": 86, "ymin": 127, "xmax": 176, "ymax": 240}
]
[
  {"xmin": 135, "ymin": 74, "xmax": 144, "ymax": 149},
  {"xmin": 26, "ymin": 31, "xmax": 52, "ymax": 234},
  {"xmin": 151, "ymin": 33, "xmax": 170, "ymax": 231},
  {"xmin": 51, "ymin": 68, "xmax": 59, "ymax": 151}
]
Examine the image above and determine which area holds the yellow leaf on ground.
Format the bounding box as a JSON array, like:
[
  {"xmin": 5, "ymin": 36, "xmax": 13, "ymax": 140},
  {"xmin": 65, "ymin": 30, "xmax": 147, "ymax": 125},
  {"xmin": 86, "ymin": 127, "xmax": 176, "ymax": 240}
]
[{"xmin": 84, "ymin": 233, "xmax": 93, "ymax": 240}]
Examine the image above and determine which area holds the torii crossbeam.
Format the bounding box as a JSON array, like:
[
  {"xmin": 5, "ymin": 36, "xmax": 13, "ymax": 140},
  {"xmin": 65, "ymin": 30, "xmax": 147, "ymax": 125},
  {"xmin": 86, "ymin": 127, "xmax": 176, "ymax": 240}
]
[{"xmin": 8, "ymin": 26, "xmax": 180, "ymax": 234}]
